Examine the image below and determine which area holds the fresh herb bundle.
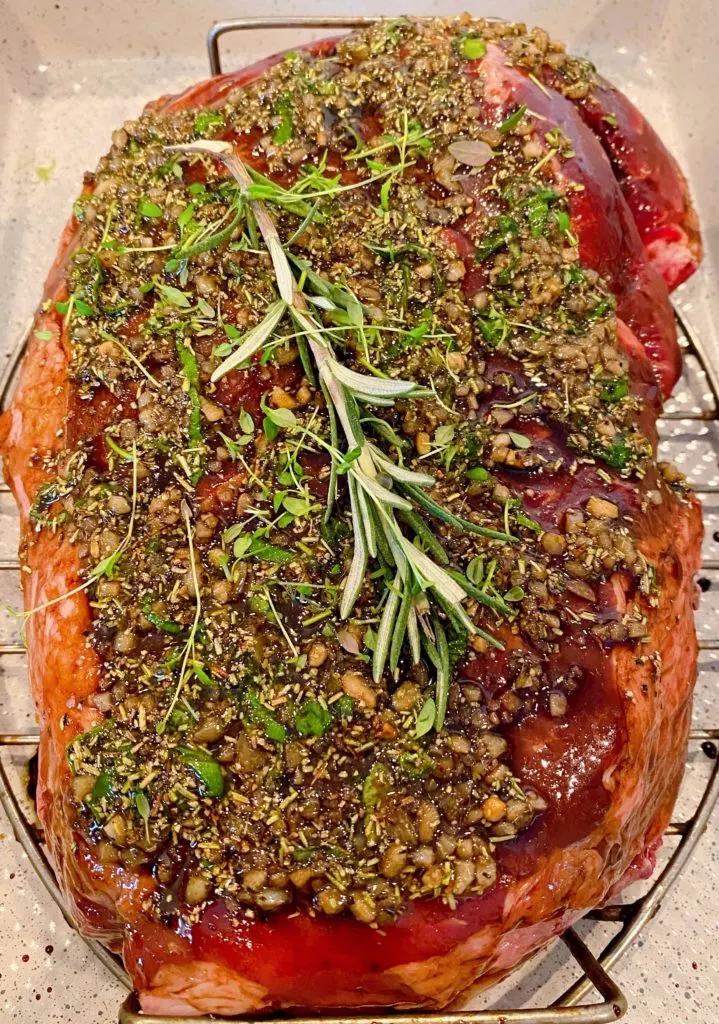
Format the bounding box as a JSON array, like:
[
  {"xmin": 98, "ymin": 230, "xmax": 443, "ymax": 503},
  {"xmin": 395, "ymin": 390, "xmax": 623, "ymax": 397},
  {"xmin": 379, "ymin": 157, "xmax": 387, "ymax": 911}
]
[{"xmin": 167, "ymin": 138, "xmax": 511, "ymax": 731}]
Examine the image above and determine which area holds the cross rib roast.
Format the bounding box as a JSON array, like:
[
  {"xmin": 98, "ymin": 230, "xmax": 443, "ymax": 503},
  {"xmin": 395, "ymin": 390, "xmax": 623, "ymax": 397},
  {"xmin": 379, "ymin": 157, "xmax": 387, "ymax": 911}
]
[{"xmin": 0, "ymin": 16, "xmax": 703, "ymax": 1017}]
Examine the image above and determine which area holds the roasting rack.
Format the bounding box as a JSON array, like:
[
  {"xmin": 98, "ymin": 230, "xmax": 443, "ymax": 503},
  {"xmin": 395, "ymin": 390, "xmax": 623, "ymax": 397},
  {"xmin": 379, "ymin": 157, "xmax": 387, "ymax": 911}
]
[{"xmin": 0, "ymin": 15, "xmax": 717, "ymax": 1024}]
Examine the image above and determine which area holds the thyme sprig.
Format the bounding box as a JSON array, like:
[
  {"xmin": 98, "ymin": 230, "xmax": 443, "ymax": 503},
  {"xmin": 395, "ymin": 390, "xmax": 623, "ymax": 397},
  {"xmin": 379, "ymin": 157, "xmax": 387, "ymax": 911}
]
[
  {"xmin": 345, "ymin": 113, "xmax": 433, "ymax": 162},
  {"xmin": 167, "ymin": 139, "xmax": 507, "ymax": 732},
  {"xmin": 159, "ymin": 500, "xmax": 203, "ymax": 732}
]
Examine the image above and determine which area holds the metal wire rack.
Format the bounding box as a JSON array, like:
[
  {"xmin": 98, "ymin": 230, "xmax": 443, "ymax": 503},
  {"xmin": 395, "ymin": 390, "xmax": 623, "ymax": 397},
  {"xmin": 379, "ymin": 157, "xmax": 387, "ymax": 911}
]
[{"xmin": 0, "ymin": 16, "xmax": 717, "ymax": 1024}]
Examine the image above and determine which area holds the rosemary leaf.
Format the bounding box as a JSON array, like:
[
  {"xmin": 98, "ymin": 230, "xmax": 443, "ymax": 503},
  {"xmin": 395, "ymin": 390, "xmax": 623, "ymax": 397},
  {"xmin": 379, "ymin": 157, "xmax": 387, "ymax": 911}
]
[
  {"xmin": 433, "ymin": 585, "xmax": 503, "ymax": 651},
  {"xmin": 400, "ymin": 482, "xmax": 516, "ymax": 543},
  {"xmin": 369, "ymin": 445, "xmax": 435, "ymax": 487},
  {"xmin": 368, "ymin": 503, "xmax": 395, "ymax": 568},
  {"xmin": 473, "ymin": 622, "xmax": 505, "ymax": 651},
  {"xmin": 248, "ymin": 168, "xmax": 317, "ymax": 219},
  {"xmin": 445, "ymin": 568, "xmax": 513, "ymax": 616},
  {"xmin": 285, "ymin": 200, "xmax": 322, "ymax": 245},
  {"xmin": 433, "ymin": 618, "xmax": 451, "ymax": 731},
  {"xmin": 397, "ymin": 509, "xmax": 449, "ymax": 565},
  {"xmin": 373, "ymin": 573, "xmax": 402, "ymax": 683},
  {"xmin": 351, "ymin": 392, "xmax": 396, "ymax": 408},
  {"xmin": 406, "ymin": 604, "xmax": 421, "ymax": 664},
  {"xmin": 327, "ymin": 357, "xmax": 425, "ymax": 399},
  {"xmin": 296, "ymin": 336, "xmax": 317, "ymax": 386},
  {"xmin": 390, "ymin": 581, "xmax": 414, "ymax": 672},
  {"xmin": 177, "ymin": 202, "xmax": 244, "ymax": 259},
  {"xmin": 355, "ymin": 470, "xmax": 412, "ymax": 512},
  {"xmin": 319, "ymin": 377, "xmax": 338, "ymax": 523},
  {"xmin": 429, "ymin": 586, "xmax": 468, "ymax": 632},
  {"xmin": 307, "ymin": 295, "xmax": 336, "ymax": 311},
  {"xmin": 211, "ymin": 299, "xmax": 287, "ymax": 382},
  {"xmin": 400, "ymin": 541, "xmax": 466, "ymax": 605},
  {"xmin": 339, "ymin": 475, "xmax": 368, "ymax": 618},
  {"xmin": 266, "ymin": 233, "xmax": 296, "ymax": 303},
  {"xmin": 361, "ymin": 414, "xmax": 409, "ymax": 451},
  {"xmin": 355, "ymin": 484, "xmax": 378, "ymax": 558}
]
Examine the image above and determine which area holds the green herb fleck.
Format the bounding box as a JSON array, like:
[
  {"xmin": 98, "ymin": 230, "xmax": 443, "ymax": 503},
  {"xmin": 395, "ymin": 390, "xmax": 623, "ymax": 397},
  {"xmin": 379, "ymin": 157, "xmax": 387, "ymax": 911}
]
[
  {"xmin": 139, "ymin": 199, "xmax": 163, "ymax": 219},
  {"xmin": 194, "ymin": 111, "xmax": 225, "ymax": 134},
  {"xmin": 498, "ymin": 105, "xmax": 527, "ymax": 134},
  {"xmin": 295, "ymin": 699, "xmax": 332, "ymax": 737},
  {"xmin": 362, "ymin": 761, "xmax": 393, "ymax": 810},
  {"xmin": 244, "ymin": 689, "xmax": 287, "ymax": 743},
  {"xmin": 331, "ymin": 694, "xmax": 355, "ymax": 719},
  {"xmin": 179, "ymin": 747, "xmax": 225, "ymax": 797},
  {"xmin": 143, "ymin": 602, "xmax": 185, "ymax": 634},
  {"xmin": 599, "ymin": 376, "xmax": 629, "ymax": 403},
  {"xmin": 86, "ymin": 770, "xmax": 113, "ymax": 821},
  {"xmin": 600, "ymin": 437, "xmax": 632, "ymax": 469},
  {"xmin": 134, "ymin": 789, "xmax": 151, "ymax": 840},
  {"xmin": 272, "ymin": 93, "xmax": 294, "ymax": 145},
  {"xmin": 415, "ymin": 697, "xmax": 436, "ymax": 738},
  {"xmin": 398, "ymin": 749, "xmax": 434, "ymax": 778},
  {"xmin": 475, "ymin": 215, "xmax": 518, "ymax": 263},
  {"xmin": 458, "ymin": 35, "xmax": 486, "ymax": 59}
]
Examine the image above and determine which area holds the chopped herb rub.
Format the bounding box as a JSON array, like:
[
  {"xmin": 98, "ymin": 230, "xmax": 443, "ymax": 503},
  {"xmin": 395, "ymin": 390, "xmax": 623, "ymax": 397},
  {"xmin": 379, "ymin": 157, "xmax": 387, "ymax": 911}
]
[{"xmin": 30, "ymin": 15, "xmax": 684, "ymax": 929}]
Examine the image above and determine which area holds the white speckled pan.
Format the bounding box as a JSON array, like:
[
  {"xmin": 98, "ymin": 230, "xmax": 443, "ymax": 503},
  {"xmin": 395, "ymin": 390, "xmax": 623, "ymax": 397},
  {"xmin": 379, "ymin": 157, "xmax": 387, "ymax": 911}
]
[{"xmin": 0, "ymin": 4, "xmax": 717, "ymax": 1023}]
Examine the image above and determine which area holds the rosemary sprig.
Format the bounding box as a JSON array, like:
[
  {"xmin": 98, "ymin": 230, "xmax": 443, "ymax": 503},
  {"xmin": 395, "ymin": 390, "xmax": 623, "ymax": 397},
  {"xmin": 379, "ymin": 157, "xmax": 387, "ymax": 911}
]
[{"xmin": 166, "ymin": 139, "xmax": 508, "ymax": 732}]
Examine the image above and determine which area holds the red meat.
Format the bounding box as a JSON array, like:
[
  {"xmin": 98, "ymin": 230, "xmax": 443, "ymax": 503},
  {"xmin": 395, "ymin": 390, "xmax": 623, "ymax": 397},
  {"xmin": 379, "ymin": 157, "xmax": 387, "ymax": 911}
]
[{"xmin": 0, "ymin": 21, "xmax": 702, "ymax": 1017}]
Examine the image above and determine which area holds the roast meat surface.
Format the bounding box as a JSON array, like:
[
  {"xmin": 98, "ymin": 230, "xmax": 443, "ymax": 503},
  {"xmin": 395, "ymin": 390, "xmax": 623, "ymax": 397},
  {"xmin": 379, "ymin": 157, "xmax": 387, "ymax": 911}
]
[{"xmin": 0, "ymin": 16, "xmax": 702, "ymax": 1016}]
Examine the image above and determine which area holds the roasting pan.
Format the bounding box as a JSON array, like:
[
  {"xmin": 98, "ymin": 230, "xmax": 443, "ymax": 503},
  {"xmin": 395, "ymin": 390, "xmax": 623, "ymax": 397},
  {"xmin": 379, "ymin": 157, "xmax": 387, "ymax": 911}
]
[{"xmin": 0, "ymin": 5, "xmax": 717, "ymax": 1023}]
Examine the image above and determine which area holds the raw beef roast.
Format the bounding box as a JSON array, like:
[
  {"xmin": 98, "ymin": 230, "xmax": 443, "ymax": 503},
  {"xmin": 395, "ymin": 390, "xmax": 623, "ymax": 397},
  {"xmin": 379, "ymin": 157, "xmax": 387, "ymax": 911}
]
[{"xmin": 0, "ymin": 16, "xmax": 703, "ymax": 1017}]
